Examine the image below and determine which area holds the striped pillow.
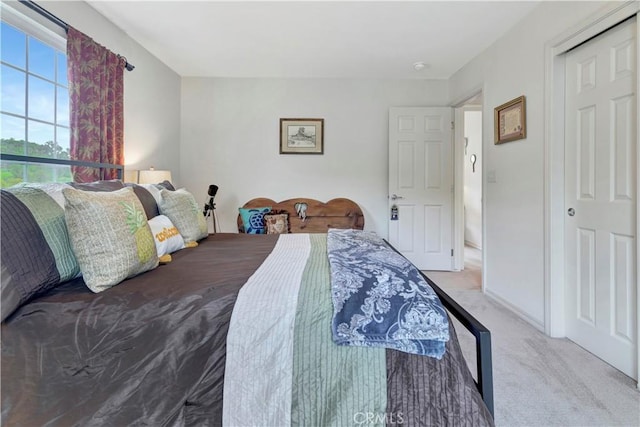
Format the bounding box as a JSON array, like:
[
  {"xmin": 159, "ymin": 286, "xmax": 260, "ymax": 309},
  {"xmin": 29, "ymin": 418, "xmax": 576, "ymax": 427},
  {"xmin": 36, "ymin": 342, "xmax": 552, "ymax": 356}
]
[
  {"xmin": 8, "ymin": 186, "xmax": 80, "ymax": 281},
  {"xmin": 0, "ymin": 186, "xmax": 79, "ymax": 321}
]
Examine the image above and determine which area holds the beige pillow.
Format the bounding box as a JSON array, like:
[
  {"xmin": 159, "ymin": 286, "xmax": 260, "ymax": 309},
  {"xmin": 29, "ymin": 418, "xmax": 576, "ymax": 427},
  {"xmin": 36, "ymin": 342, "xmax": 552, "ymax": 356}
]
[
  {"xmin": 158, "ymin": 188, "xmax": 208, "ymax": 243},
  {"xmin": 264, "ymin": 213, "xmax": 289, "ymax": 234},
  {"xmin": 63, "ymin": 187, "xmax": 159, "ymax": 293}
]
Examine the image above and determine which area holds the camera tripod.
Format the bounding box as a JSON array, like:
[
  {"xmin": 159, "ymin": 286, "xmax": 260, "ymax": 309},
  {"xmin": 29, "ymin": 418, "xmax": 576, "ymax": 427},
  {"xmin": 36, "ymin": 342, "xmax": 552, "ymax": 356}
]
[
  {"xmin": 203, "ymin": 184, "xmax": 219, "ymax": 233},
  {"xmin": 203, "ymin": 199, "xmax": 218, "ymax": 233}
]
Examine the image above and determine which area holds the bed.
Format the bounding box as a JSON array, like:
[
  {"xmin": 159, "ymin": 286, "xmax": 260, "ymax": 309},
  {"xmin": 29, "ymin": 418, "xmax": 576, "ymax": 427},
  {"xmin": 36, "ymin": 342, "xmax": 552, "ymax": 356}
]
[{"xmin": 1, "ymin": 191, "xmax": 494, "ymax": 426}]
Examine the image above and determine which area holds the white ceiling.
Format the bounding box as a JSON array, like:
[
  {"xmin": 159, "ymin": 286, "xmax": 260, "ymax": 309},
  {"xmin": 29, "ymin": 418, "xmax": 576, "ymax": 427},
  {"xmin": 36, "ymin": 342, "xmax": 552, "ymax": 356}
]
[{"xmin": 87, "ymin": 1, "xmax": 541, "ymax": 79}]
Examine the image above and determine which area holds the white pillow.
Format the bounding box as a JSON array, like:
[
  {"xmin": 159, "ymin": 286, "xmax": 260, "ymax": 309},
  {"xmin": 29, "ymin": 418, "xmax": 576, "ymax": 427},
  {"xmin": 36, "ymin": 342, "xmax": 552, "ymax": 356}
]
[
  {"xmin": 147, "ymin": 215, "xmax": 185, "ymax": 257},
  {"xmin": 139, "ymin": 183, "xmax": 162, "ymax": 205}
]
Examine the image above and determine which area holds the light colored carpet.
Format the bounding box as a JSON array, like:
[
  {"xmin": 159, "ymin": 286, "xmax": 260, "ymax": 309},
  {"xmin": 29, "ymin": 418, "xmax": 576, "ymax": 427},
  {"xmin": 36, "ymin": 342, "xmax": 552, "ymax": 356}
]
[{"xmin": 425, "ymin": 247, "xmax": 640, "ymax": 427}]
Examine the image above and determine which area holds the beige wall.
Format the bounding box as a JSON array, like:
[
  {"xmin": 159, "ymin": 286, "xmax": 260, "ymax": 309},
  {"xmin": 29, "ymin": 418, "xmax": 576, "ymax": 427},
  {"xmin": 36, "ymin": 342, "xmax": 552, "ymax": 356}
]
[{"xmin": 180, "ymin": 78, "xmax": 449, "ymax": 235}]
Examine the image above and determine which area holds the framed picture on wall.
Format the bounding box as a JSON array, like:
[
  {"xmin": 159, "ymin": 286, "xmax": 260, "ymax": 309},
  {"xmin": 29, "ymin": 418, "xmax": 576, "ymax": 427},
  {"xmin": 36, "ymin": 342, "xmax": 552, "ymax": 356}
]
[
  {"xmin": 279, "ymin": 118, "xmax": 324, "ymax": 154},
  {"xmin": 494, "ymin": 96, "xmax": 526, "ymax": 144}
]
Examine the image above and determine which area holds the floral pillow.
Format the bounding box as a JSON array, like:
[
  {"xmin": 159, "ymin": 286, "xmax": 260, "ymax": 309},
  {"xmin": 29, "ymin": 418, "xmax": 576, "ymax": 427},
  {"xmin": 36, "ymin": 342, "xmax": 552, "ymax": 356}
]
[{"xmin": 264, "ymin": 213, "xmax": 289, "ymax": 234}]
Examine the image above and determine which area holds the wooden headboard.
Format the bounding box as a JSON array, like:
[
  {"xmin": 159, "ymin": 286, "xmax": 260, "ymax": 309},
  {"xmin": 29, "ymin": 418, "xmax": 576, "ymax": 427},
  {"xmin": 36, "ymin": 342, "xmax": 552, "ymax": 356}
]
[{"xmin": 237, "ymin": 197, "xmax": 364, "ymax": 233}]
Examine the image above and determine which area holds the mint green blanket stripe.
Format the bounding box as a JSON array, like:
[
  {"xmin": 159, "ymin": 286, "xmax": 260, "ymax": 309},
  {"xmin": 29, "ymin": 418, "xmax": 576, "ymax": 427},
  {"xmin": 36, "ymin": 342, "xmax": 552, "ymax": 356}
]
[
  {"xmin": 291, "ymin": 234, "xmax": 387, "ymax": 427},
  {"xmin": 8, "ymin": 187, "xmax": 80, "ymax": 281}
]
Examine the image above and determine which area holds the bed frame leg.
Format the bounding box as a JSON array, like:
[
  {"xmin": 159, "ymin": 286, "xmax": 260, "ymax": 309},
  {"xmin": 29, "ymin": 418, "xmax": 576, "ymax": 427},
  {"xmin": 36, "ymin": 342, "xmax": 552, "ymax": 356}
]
[{"xmin": 476, "ymin": 330, "xmax": 494, "ymax": 417}]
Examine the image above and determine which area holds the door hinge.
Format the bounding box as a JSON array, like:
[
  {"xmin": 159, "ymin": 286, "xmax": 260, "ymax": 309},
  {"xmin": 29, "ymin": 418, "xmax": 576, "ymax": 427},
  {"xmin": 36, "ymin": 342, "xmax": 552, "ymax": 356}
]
[
  {"xmin": 451, "ymin": 121, "xmax": 455, "ymax": 130},
  {"xmin": 451, "ymin": 249, "xmax": 454, "ymax": 256}
]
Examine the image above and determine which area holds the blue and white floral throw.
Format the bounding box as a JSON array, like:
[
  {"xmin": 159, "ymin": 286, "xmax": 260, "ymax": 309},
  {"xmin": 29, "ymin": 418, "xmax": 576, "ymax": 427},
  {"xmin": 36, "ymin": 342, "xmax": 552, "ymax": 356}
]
[{"xmin": 327, "ymin": 229, "xmax": 449, "ymax": 359}]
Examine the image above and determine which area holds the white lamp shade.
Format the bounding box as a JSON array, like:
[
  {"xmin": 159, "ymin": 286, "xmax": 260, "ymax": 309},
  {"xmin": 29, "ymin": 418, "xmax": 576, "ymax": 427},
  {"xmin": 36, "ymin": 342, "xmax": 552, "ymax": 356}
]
[
  {"xmin": 138, "ymin": 168, "xmax": 172, "ymax": 184},
  {"xmin": 123, "ymin": 169, "xmax": 139, "ymax": 183}
]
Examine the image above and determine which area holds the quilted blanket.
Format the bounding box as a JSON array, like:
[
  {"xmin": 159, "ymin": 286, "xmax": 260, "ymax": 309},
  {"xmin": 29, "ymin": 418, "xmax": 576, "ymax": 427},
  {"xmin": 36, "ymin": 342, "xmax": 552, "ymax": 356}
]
[
  {"xmin": 223, "ymin": 234, "xmax": 387, "ymax": 426},
  {"xmin": 328, "ymin": 229, "xmax": 449, "ymax": 358}
]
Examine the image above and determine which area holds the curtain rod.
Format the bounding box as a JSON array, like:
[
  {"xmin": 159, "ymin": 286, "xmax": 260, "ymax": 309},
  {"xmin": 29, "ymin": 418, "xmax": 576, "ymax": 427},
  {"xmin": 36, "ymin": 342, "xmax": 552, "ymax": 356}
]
[{"xmin": 18, "ymin": 0, "xmax": 135, "ymax": 71}]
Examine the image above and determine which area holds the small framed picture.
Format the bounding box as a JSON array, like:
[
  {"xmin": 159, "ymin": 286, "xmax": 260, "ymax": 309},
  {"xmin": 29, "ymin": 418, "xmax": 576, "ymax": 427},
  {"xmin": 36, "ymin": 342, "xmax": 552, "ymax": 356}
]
[
  {"xmin": 279, "ymin": 118, "xmax": 324, "ymax": 154},
  {"xmin": 494, "ymin": 96, "xmax": 526, "ymax": 144}
]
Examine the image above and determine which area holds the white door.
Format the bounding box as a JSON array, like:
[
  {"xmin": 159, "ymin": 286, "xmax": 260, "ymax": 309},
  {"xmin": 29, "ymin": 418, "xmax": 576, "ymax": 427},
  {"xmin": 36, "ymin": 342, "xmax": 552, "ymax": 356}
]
[
  {"xmin": 565, "ymin": 17, "xmax": 637, "ymax": 379},
  {"xmin": 389, "ymin": 107, "xmax": 453, "ymax": 271}
]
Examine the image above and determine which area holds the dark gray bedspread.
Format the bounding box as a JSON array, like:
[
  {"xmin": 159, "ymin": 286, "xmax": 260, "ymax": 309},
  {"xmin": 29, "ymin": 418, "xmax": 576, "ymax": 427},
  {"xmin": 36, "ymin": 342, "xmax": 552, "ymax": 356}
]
[{"xmin": 1, "ymin": 233, "xmax": 493, "ymax": 426}]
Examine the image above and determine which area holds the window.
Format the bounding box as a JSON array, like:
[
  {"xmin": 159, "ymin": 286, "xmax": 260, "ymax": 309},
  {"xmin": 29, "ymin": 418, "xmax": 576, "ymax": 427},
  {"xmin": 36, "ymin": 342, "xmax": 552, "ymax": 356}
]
[{"xmin": 1, "ymin": 16, "xmax": 70, "ymax": 187}]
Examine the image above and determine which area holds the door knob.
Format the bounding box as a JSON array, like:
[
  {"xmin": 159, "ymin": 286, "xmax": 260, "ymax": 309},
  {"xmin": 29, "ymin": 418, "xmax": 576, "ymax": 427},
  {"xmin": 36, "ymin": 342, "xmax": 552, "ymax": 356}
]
[
  {"xmin": 391, "ymin": 194, "xmax": 404, "ymax": 201},
  {"xmin": 567, "ymin": 208, "xmax": 575, "ymax": 216}
]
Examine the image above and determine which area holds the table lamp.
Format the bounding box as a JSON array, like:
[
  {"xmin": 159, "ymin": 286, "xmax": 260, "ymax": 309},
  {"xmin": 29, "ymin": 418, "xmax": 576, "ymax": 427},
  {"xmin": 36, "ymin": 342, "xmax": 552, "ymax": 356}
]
[{"xmin": 138, "ymin": 167, "xmax": 172, "ymax": 185}]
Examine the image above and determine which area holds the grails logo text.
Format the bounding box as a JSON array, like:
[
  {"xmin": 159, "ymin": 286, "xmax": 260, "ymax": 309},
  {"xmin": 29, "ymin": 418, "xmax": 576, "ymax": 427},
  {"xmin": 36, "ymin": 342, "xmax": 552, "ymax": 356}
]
[{"xmin": 353, "ymin": 411, "xmax": 404, "ymax": 425}]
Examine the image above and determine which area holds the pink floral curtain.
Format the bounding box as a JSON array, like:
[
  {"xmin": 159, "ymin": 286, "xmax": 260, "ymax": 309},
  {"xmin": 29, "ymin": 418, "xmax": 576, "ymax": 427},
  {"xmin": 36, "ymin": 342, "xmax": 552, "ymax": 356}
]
[{"xmin": 67, "ymin": 26, "xmax": 124, "ymax": 182}]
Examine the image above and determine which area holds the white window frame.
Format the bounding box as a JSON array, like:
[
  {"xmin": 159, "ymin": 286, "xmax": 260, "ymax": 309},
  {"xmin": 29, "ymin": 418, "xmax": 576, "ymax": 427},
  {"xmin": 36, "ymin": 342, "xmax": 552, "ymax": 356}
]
[
  {"xmin": 0, "ymin": 2, "xmax": 123, "ymax": 183},
  {"xmin": 1, "ymin": 3, "xmax": 69, "ymax": 183}
]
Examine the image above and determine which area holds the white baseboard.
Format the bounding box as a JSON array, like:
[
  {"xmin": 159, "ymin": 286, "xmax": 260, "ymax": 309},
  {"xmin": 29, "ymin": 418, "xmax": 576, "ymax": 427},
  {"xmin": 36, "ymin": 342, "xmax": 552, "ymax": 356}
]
[
  {"xmin": 485, "ymin": 288, "xmax": 545, "ymax": 332},
  {"xmin": 464, "ymin": 240, "xmax": 482, "ymax": 250}
]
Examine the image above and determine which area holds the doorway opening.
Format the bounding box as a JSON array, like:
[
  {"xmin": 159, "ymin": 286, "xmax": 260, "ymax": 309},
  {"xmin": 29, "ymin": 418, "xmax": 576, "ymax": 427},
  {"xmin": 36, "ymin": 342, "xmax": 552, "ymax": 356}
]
[
  {"xmin": 454, "ymin": 91, "xmax": 483, "ymax": 290},
  {"xmin": 463, "ymin": 107, "xmax": 482, "ymax": 289}
]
